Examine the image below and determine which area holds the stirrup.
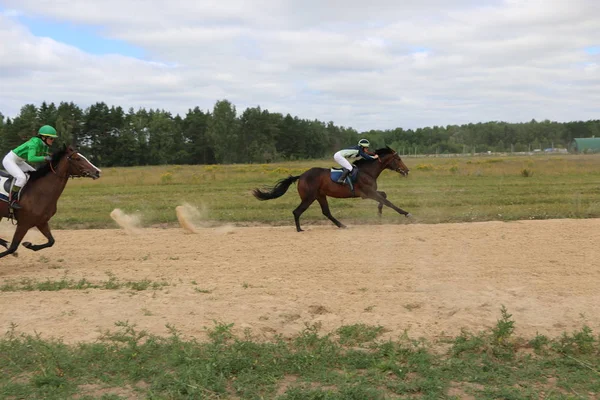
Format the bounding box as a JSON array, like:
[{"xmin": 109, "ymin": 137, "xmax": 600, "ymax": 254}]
[{"xmin": 337, "ymin": 173, "xmax": 349, "ymax": 183}]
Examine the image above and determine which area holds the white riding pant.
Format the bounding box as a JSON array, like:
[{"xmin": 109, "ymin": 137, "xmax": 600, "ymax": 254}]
[
  {"xmin": 333, "ymin": 152, "xmax": 353, "ymax": 171},
  {"xmin": 2, "ymin": 151, "xmax": 35, "ymax": 187}
]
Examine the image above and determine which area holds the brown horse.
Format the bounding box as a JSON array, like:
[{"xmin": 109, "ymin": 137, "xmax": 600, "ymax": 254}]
[
  {"xmin": 252, "ymin": 146, "xmax": 411, "ymax": 232},
  {"xmin": 0, "ymin": 145, "xmax": 101, "ymax": 258}
]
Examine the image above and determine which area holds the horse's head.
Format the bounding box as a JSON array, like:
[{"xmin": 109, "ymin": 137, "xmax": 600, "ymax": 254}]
[
  {"xmin": 377, "ymin": 146, "xmax": 410, "ymax": 177},
  {"xmin": 64, "ymin": 146, "xmax": 102, "ymax": 179}
]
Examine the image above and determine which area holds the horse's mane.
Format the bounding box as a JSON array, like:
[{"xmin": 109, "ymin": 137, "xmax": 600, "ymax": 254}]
[
  {"xmin": 354, "ymin": 146, "xmax": 395, "ymax": 167},
  {"xmin": 27, "ymin": 147, "xmax": 68, "ymax": 182}
]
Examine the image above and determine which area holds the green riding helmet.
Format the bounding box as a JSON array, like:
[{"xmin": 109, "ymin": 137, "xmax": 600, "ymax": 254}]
[
  {"xmin": 358, "ymin": 138, "xmax": 370, "ymax": 148},
  {"xmin": 38, "ymin": 125, "xmax": 58, "ymax": 138}
]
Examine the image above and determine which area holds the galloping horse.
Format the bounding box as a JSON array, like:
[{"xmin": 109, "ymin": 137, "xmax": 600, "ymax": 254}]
[
  {"xmin": 0, "ymin": 145, "xmax": 101, "ymax": 258},
  {"xmin": 252, "ymin": 146, "xmax": 411, "ymax": 232}
]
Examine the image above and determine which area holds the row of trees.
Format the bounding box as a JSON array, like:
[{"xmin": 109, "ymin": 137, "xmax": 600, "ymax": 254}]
[{"xmin": 1, "ymin": 100, "xmax": 599, "ymax": 167}]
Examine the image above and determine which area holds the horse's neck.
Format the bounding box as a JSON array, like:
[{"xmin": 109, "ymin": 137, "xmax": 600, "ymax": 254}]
[
  {"xmin": 359, "ymin": 158, "xmax": 385, "ymax": 179},
  {"xmin": 28, "ymin": 159, "xmax": 70, "ymax": 198}
]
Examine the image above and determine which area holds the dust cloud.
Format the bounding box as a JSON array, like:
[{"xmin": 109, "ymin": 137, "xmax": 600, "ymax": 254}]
[
  {"xmin": 176, "ymin": 203, "xmax": 235, "ymax": 234},
  {"xmin": 109, "ymin": 209, "xmax": 142, "ymax": 235}
]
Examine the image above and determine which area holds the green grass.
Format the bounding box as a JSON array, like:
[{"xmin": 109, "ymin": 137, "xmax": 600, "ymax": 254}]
[
  {"xmin": 0, "ymin": 273, "xmax": 169, "ymax": 292},
  {"xmin": 1, "ymin": 309, "xmax": 598, "ymax": 399},
  {"xmin": 47, "ymin": 153, "xmax": 600, "ymax": 229}
]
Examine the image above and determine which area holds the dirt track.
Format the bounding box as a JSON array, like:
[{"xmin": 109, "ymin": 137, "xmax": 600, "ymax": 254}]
[{"xmin": 1, "ymin": 219, "xmax": 599, "ymax": 344}]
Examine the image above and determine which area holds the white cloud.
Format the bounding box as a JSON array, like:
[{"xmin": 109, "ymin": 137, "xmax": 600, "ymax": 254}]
[{"xmin": 1, "ymin": 0, "xmax": 599, "ymax": 130}]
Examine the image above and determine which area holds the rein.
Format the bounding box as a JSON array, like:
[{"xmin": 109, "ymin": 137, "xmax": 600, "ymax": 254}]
[
  {"xmin": 378, "ymin": 152, "xmax": 395, "ymax": 170},
  {"xmin": 48, "ymin": 158, "xmax": 69, "ymax": 179}
]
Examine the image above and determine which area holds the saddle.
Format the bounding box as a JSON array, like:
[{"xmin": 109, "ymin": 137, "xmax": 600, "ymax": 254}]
[
  {"xmin": 329, "ymin": 167, "xmax": 359, "ymax": 194},
  {"xmin": 0, "ymin": 170, "xmax": 28, "ymax": 203}
]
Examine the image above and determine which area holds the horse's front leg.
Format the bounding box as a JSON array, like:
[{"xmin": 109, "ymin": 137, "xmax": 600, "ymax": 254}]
[
  {"xmin": 366, "ymin": 191, "xmax": 412, "ymax": 218},
  {"xmin": 377, "ymin": 191, "xmax": 387, "ymax": 216},
  {"xmin": 22, "ymin": 221, "xmax": 55, "ymax": 251},
  {"xmin": 0, "ymin": 224, "xmax": 30, "ymax": 258}
]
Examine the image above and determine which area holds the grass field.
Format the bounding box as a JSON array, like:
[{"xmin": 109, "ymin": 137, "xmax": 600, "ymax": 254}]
[
  {"xmin": 53, "ymin": 153, "xmax": 600, "ymax": 229},
  {"xmin": 1, "ymin": 310, "xmax": 599, "ymax": 399}
]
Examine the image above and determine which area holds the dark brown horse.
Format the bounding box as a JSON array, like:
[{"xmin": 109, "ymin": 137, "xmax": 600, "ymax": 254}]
[
  {"xmin": 0, "ymin": 145, "xmax": 101, "ymax": 258},
  {"xmin": 252, "ymin": 146, "xmax": 411, "ymax": 232}
]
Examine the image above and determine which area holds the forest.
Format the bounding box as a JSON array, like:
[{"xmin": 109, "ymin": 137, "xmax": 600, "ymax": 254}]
[{"xmin": 1, "ymin": 100, "xmax": 598, "ymax": 167}]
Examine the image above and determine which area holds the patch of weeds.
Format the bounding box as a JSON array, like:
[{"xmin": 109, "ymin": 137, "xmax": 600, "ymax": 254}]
[
  {"xmin": 206, "ymin": 321, "xmax": 235, "ymax": 345},
  {"xmin": 492, "ymin": 305, "xmax": 515, "ymax": 345},
  {"xmin": 104, "ymin": 272, "xmax": 120, "ymax": 290},
  {"xmin": 337, "ymin": 324, "xmax": 384, "ymax": 346},
  {"xmin": 404, "ymin": 302, "xmax": 421, "ymax": 311},
  {"xmin": 452, "ymin": 306, "xmax": 518, "ymax": 361},
  {"xmin": 0, "ymin": 277, "xmax": 97, "ymax": 292},
  {"xmin": 0, "ymin": 274, "xmax": 169, "ymax": 292},
  {"xmin": 280, "ymin": 313, "xmax": 301, "ymax": 323},
  {"xmin": 126, "ymin": 280, "xmax": 152, "ymax": 291},
  {"xmin": 194, "ymin": 288, "xmax": 212, "ymax": 294},
  {"xmin": 529, "ymin": 333, "xmax": 550, "ymax": 353},
  {"xmin": 552, "ymin": 325, "xmax": 597, "ymax": 355},
  {"xmin": 61, "ymin": 310, "xmax": 76, "ymax": 317},
  {"xmin": 451, "ymin": 329, "xmax": 487, "ymax": 356},
  {"xmin": 415, "ymin": 163, "xmax": 434, "ymax": 171},
  {"xmin": 521, "ymin": 168, "xmax": 534, "ymax": 177}
]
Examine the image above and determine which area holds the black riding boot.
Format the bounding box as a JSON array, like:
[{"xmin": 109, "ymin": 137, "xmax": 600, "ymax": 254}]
[
  {"xmin": 337, "ymin": 168, "xmax": 351, "ymax": 183},
  {"xmin": 9, "ymin": 186, "xmax": 22, "ymax": 210}
]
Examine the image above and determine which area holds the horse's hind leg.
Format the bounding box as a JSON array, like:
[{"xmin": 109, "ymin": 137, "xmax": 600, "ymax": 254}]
[
  {"xmin": 293, "ymin": 197, "xmax": 316, "ymax": 232},
  {"xmin": 317, "ymin": 195, "xmax": 346, "ymax": 229},
  {"xmin": 0, "ymin": 224, "xmax": 30, "ymax": 259},
  {"xmin": 377, "ymin": 191, "xmax": 387, "ymax": 216},
  {"xmin": 0, "ymin": 217, "xmax": 6, "ymax": 248},
  {"xmin": 22, "ymin": 222, "xmax": 55, "ymax": 251}
]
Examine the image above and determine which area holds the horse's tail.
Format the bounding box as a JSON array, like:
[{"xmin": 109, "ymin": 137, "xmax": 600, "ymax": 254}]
[{"xmin": 252, "ymin": 175, "xmax": 300, "ymax": 201}]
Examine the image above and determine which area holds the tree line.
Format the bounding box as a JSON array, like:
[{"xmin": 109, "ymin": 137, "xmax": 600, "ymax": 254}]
[{"xmin": 1, "ymin": 100, "xmax": 598, "ymax": 167}]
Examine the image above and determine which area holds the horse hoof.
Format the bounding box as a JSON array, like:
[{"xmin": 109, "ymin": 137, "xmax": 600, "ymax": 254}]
[
  {"xmin": 406, "ymin": 213, "xmax": 412, "ymax": 218},
  {"xmin": 22, "ymin": 242, "xmax": 32, "ymax": 249},
  {"xmin": 339, "ymin": 225, "xmax": 347, "ymax": 229}
]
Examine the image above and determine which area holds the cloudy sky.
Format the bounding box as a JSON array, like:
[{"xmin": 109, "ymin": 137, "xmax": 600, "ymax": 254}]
[{"xmin": 0, "ymin": 0, "xmax": 598, "ymax": 131}]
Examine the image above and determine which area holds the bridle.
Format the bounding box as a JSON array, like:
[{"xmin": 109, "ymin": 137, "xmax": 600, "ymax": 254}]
[
  {"xmin": 48, "ymin": 151, "xmax": 91, "ymax": 179},
  {"xmin": 379, "ymin": 151, "xmax": 408, "ymax": 174}
]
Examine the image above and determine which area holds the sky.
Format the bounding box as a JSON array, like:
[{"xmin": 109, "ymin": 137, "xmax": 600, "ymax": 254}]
[{"xmin": 0, "ymin": 0, "xmax": 598, "ymax": 131}]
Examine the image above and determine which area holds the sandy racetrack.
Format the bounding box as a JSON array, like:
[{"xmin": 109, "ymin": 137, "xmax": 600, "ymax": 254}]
[{"xmin": 1, "ymin": 219, "xmax": 599, "ymax": 344}]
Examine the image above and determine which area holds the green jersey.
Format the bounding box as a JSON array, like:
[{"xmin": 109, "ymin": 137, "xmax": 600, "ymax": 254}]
[{"xmin": 12, "ymin": 137, "xmax": 49, "ymax": 163}]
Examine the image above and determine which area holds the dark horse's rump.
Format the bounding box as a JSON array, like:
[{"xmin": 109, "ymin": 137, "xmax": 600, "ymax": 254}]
[
  {"xmin": 0, "ymin": 145, "xmax": 101, "ymax": 258},
  {"xmin": 252, "ymin": 146, "xmax": 411, "ymax": 232}
]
